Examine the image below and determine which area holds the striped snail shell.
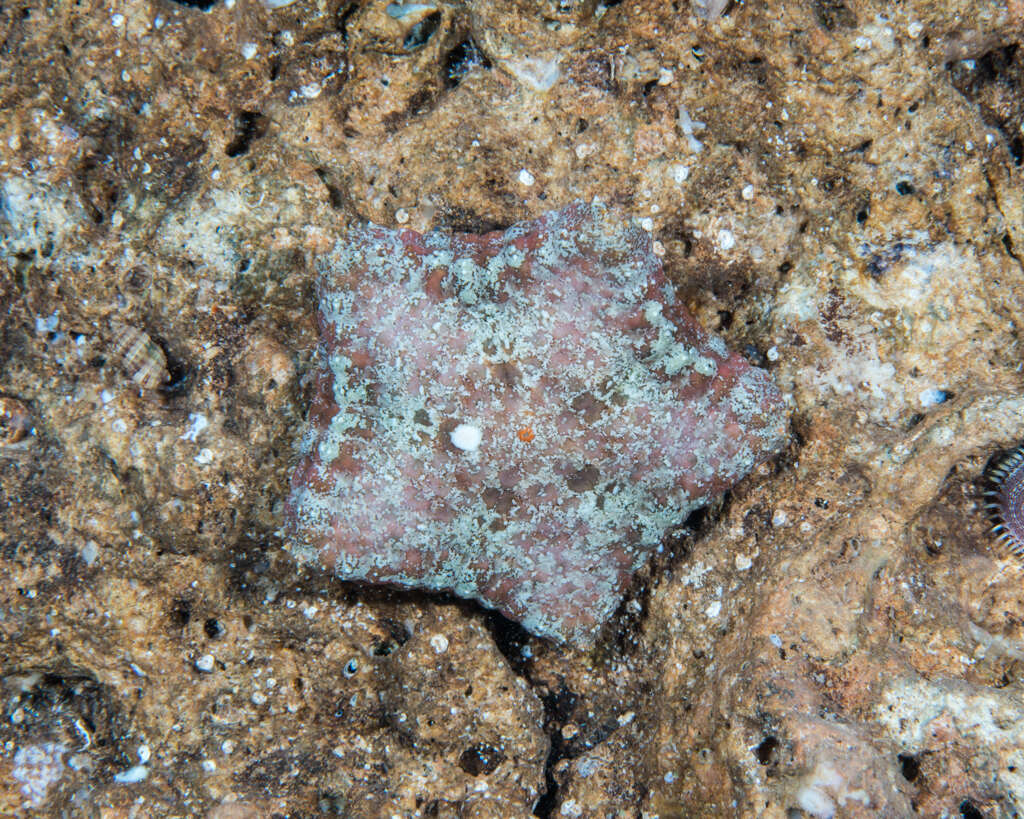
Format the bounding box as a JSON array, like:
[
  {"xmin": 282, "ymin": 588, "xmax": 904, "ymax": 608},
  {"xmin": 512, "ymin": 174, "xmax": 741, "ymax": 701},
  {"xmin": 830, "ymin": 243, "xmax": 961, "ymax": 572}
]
[
  {"xmin": 0, "ymin": 396, "xmax": 32, "ymax": 445},
  {"xmin": 109, "ymin": 322, "xmax": 169, "ymax": 390}
]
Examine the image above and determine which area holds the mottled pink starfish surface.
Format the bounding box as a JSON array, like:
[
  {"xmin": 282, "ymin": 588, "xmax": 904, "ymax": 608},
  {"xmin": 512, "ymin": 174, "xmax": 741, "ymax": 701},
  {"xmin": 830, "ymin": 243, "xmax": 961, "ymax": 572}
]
[{"xmin": 287, "ymin": 201, "xmax": 787, "ymax": 644}]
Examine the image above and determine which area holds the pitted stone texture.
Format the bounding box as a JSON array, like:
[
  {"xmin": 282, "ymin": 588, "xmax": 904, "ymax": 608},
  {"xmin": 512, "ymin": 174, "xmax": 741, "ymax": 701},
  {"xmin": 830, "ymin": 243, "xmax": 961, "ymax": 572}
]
[{"xmin": 287, "ymin": 201, "xmax": 787, "ymax": 644}]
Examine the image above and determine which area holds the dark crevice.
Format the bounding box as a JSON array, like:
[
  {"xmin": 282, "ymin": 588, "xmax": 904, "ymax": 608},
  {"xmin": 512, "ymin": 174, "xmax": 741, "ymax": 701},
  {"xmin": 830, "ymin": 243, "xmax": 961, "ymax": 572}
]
[
  {"xmin": 1004, "ymin": 232, "xmax": 1021, "ymax": 264},
  {"xmin": 336, "ymin": 2, "xmax": 358, "ymax": 41},
  {"xmin": 225, "ymin": 111, "xmax": 268, "ymax": 158},
  {"xmin": 1009, "ymin": 135, "xmax": 1023, "ymax": 165},
  {"xmin": 960, "ymin": 800, "xmax": 985, "ymax": 819},
  {"xmin": 531, "ymin": 683, "xmax": 579, "ymax": 818},
  {"xmin": 480, "ymin": 612, "xmax": 563, "ymax": 817},
  {"xmin": 947, "ymin": 42, "xmax": 1024, "ymax": 168},
  {"xmin": 403, "ymin": 10, "xmax": 441, "ymax": 51},
  {"xmin": 443, "ymin": 39, "xmax": 491, "ymax": 89},
  {"xmin": 168, "ymin": 0, "xmax": 217, "ymax": 8},
  {"xmin": 898, "ymin": 752, "xmax": 920, "ymax": 781},
  {"xmin": 754, "ymin": 735, "xmax": 779, "ymax": 764},
  {"xmin": 314, "ymin": 167, "xmax": 346, "ymax": 210}
]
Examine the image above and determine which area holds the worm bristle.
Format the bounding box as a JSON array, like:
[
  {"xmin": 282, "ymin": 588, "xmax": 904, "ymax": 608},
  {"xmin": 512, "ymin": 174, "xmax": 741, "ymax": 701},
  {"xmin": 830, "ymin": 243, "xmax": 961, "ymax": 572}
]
[{"xmin": 983, "ymin": 444, "xmax": 1024, "ymax": 567}]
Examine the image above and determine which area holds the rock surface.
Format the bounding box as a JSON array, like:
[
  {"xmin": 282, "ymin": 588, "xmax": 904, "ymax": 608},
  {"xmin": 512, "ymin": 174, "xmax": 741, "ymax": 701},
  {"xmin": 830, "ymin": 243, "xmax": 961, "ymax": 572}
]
[
  {"xmin": 288, "ymin": 201, "xmax": 786, "ymax": 644},
  {"xmin": 1, "ymin": 0, "xmax": 1023, "ymax": 815}
]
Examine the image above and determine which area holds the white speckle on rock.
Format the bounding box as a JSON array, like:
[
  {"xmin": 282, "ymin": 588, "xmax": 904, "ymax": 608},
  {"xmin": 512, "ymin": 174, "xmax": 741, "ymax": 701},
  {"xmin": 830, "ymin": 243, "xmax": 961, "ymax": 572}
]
[
  {"xmin": 741, "ymin": 184, "xmax": 755, "ymax": 200},
  {"xmin": 705, "ymin": 600, "xmax": 722, "ymax": 618},
  {"xmin": 517, "ymin": 168, "xmax": 535, "ymax": 187},
  {"xmin": 907, "ymin": 21, "xmax": 923, "ymax": 37},
  {"xmin": 450, "ymin": 423, "xmax": 482, "ymax": 452},
  {"xmin": 717, "ymin": 229, "xmax": 736, "ymax": 251},
  {"xmin": 181, "ymin": 412, "xmax": 208, "ymax": 442},
  {"xmin": 734, "ymin": 554, "xmax": 753, "ymax": 570},
  {"xmin": 854, "ymin": 35, "xmax": 873, "ymax": 50},
  {"xmin": 80, "ymin": 541, "xmax": 99, "ymax": 565},
  {"xmin": 671, "ymin": 164, "xmax": 690, "ymax": 184},
  {"xmin": 429, "ymin": 633, "xmax": 449, "ymax": 653},
  {"xmin": 12, "ymin": 742, "xmax": 66, "ymax": 806},
  {"xmin": 797, "ymin": 785, "xmax": 836, "ymax": 818},
  {"xmin": 640, "ymin": 217, "xmax": 654, "ymax": 232},
  {"xmin": 772, "ymin": 509, "xmax": 788, "ymax": 527},
  {"xmin": 677, "ymin": 106, "xmax": 706, "ymax": 153},
  {"xmin": 194, "ymin": 448, "xmax": 215, "ymax": 465},
  {"xmin": 251, "ymin": 691, "xmax": 267, "ymax": 706},
  {"xmin": 195, "ymin": 654, "xmax": 215, "ymax": 673},
  {"xmin": 111, "ymin": 13, "xmax": 125, "ymax": 27},
  {"xmin": 395, "ymin": 208, "xmax": 409, "ymax": 224},
  {"xmin": 766, "ymin": 345, "xmax": 780, "ymax": 362},
  {"xmin": 504, "ymin": 56, "xmax": 560, "ymax": 91},
  {"xmin": 918, "ymin": 387, "xmax": 948, "ymax": 407},
  {"xmin": 113, "ymin": 764, "xmax": 149, "ymax": 784},
  {"xmin": 574, "ymin": 142, "xmax": 595, "ymax": 159},
  {"xmin": 560, "ymin": 798, "xmax": 583, "ymax": 817},
  {"xmin": 769, "ymin": 633, "xmax": 783, "ymax": 648},
  {"xmin": 35, "ymin": 311, "xmax": 59, "ymax": 335},
  {"xmin": 241, "ymin": 42, "xmax": 258, "ymax": 60}
]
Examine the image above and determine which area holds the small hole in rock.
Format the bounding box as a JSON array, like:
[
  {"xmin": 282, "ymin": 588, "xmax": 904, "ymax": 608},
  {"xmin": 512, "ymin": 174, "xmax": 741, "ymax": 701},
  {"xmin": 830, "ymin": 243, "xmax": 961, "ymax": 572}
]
[
  {"xmin": 443, "ymin": 39, "xmax": 490, "ymax": 88},
  {"xmin": 1010, "ymin": 136, "xmax": 1023, "ymax": 165},
  {"xmin": 170, "ymin": 597, "xmax": 192, "ymax": 627},
  {"xmin": 754, "ymin": 735, "xmax": 778, "ymax": 764},
  {"xmin": 898, "ymin": 752, "xmax": 920, "ymax": 781},
  {"xmin": 959, "ymin": 800, "xmax": 984, "ymax": 819},
  {"xmin": 225, "ymin": 111, "xmax": 268, "ymax": 158},
  {"xmin": 458, "ymin": 743, "xmax": 505, "ymax": 775}
]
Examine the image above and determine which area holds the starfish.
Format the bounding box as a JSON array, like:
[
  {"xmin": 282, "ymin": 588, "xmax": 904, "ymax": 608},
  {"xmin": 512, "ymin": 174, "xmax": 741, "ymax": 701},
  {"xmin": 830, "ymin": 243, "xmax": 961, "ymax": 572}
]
[{"xmin": 287, "ymin": 201, "xmax": 787, "ymax": 644}]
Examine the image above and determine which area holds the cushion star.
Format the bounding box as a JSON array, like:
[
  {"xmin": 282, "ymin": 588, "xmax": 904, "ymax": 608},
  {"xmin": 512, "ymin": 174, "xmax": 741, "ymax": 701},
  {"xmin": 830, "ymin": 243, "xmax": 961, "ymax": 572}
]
[{"xmin": 287, "ymin": 200, "xmax": 787, "ymax": 645}]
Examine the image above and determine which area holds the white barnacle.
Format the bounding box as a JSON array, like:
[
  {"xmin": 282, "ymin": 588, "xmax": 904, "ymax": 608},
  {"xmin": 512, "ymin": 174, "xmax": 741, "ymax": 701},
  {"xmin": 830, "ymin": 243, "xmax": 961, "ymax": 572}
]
[{"xmin": 450, "ymin": 423, "xmax": 482, "ymax": 451}]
